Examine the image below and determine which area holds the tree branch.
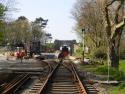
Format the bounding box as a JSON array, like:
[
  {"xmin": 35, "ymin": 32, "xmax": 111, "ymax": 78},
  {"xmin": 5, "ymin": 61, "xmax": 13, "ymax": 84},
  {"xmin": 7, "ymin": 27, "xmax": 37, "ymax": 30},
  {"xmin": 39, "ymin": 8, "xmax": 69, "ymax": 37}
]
[
  {"xmin": 116, "ymin": 16, "xmax": 125, "ymax": 28},
  {"xmin": 104, "ymin": 6, "xmax": 111, "ymax": 26},
  {"xmin": 111, "ymin": 16, "xmax": 125, "ymax": 39},
  {"xmin": 114, "ymin": 1, "xmax": 124, "ymax": 23},
  {"xmin": 106, "ymin": 0, "xmax": 116, "ymax": 7}
]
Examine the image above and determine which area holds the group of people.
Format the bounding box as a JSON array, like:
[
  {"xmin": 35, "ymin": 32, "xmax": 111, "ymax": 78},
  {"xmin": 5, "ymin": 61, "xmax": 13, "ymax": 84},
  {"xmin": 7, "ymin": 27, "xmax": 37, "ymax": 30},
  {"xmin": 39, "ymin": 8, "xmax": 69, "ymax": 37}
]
[{"xmin": 16, "ymin": 49, "xmax": 26, "ymax": 59}]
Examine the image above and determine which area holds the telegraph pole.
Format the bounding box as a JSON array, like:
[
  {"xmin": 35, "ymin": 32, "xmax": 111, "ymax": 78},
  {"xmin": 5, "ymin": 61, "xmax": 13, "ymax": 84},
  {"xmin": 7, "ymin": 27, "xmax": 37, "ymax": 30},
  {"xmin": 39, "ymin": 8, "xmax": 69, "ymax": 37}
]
[{"xmin": 82, "ymin": 29, "xmax": 85, "ymax": 61}]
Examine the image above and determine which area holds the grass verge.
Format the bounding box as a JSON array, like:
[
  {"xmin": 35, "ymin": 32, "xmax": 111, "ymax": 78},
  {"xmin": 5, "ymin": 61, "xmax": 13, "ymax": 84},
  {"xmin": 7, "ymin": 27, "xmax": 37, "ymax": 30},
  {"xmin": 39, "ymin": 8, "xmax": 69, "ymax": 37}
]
[{"xmin": 78, "ymin": 60, "xmax": 125, "ymax": 94}]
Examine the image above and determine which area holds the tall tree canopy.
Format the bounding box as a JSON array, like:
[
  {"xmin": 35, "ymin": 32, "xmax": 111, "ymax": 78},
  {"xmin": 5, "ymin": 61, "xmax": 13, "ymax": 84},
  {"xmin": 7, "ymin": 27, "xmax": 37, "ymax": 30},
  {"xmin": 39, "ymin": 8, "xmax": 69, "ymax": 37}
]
[
  {"xmin": 31, "ymin": 17, "xmax": 48, "ymax": 41},
  {"xmin": 5, "ymin": 16, "xmax": 49, "ymax": 49},
  {"xmin": 0, "ymin": 0, "xmax": 16, "ymax": 45},
  {"xmin": 72, "ymin": 0, "xmax": 107, "ymax": 59},
  {"xmin": 0, "ymin": 3, "xmax": 7, "ymax": 44},
  {"xmin": 5, "ymin": 16, "xmax": 31, "ymax": 45}
]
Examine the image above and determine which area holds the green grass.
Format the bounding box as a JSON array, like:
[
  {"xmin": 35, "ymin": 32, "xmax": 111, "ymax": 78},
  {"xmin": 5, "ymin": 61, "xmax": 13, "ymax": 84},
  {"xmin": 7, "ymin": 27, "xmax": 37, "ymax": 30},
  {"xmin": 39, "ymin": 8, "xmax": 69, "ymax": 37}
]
[
  {"xmin": 108, "ymin": 60, "xmax": 125, "ymax": 94},
  {"xmin": 79, "ymin": 60, "xmax": 125, "ymax": 80},
  {"xmin": 79, "ymin": 60, "xmax": 125, "ymax": 94},
  {"xmin": 79, "ymin": 64, "xmax": 101, "ymax": 72},
  {"xmin": 120, "ymin": 60, "xmax": 125, "ymax": 74},
  {"xmin": 109, "ymin": 85, "xmax": 125, "ymax": 94}
]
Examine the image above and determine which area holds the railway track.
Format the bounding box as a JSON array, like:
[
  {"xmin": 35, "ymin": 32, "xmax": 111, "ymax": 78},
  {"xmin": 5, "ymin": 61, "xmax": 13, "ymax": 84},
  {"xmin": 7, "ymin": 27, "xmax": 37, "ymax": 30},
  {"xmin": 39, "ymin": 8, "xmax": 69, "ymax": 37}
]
[
  {"xmin": 0, "ymin": 74, "xmax": 30, "ymax": 94},
  {"xmin": 0, "ymin": 60, "xmax": 98, "ymax": 94},
  {"xmin": 0, "ymin": 61, "xmax": 55, "ymax": 94},
  {"xmin": 28, "ymin": 61, "xmax": 59, "ymax": 94},
  {"xmin": 28, "ymin": 61, "xmax": 97, "ymax": 94}
]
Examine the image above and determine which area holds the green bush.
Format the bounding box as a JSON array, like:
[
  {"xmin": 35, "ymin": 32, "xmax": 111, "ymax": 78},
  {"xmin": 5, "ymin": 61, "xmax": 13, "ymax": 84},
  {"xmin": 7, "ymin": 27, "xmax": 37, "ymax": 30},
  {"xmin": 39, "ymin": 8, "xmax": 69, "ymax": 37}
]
[
  {"xmin": 119, "ymin": 83, "xmax": 125, "ymax": 89},
  {"xmin": 91, "ymin": 47, "xmax": 107, "ymax": 59}
]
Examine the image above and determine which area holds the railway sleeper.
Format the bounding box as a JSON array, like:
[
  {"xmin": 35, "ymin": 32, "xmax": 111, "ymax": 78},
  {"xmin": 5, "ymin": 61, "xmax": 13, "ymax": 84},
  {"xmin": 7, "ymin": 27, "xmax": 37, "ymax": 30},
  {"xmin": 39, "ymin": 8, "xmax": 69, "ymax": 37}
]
[
  {"xmin": 48, "ymin": 91, "xmax": 82, "ymax": 94},
  {"xmin": 83, "ymin": 81, "xmax": 98, "ymax": 94}
]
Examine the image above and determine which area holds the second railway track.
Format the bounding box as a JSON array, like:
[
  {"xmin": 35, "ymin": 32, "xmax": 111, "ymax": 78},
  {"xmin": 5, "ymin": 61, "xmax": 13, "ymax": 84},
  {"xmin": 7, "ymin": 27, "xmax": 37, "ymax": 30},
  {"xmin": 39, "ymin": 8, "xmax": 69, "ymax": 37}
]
[{"xmin": 0, "ymin": 61, "xmax": 56, "ymax": 94}]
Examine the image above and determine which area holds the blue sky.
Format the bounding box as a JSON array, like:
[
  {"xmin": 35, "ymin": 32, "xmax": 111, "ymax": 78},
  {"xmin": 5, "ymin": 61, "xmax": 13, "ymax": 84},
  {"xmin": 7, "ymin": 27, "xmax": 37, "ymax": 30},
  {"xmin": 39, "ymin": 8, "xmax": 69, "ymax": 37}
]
[{"xmin": 13, "ymin": 0, "xmax": 78, "ymax": 41}]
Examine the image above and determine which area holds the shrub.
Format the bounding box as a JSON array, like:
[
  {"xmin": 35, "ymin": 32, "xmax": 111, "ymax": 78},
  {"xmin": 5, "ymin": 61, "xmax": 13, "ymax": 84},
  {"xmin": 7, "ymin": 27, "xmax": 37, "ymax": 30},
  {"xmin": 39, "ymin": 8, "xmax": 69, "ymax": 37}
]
[
  {"xmin": 119, "ymin": 83, "xmax": 125, "ymax": 89},
  {"xmin": 91, "ymin": 47, "xmax": 107, "ymax": 59}
]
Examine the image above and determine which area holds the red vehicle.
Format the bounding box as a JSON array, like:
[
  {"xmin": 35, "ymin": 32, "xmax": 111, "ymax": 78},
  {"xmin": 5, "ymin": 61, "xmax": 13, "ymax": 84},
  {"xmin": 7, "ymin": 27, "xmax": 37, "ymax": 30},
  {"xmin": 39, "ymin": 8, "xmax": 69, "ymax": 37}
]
[{"xmin": 58, "ymin": 46, "xmax": 69, "ymax": 59}]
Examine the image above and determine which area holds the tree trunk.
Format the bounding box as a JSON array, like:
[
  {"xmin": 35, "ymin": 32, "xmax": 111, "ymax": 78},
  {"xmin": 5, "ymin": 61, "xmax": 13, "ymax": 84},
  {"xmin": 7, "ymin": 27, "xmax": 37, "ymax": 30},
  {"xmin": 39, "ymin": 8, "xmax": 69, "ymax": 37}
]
[
  {"xmin": 108, "ymin": 40, "xmax": 119, "ymax": 69},
  {"xmin": 107, "ymin": 29, "xmax": 122, "ymax": 70}
]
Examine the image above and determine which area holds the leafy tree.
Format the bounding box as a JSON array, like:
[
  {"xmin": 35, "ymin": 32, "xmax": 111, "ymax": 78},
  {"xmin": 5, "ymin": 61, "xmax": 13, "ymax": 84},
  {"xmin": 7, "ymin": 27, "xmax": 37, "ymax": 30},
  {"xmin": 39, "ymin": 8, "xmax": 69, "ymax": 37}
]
[
  {"xmin": 0, "ymin": 0, "xmax": 16, "ymax": 45},
  {"xmin": 103, "ymin": 0, "xmax": 125, "ymax": 69},
  {"xmin": 31, "ymin": 17, "xmax": 48, "ymax": 41},
  {"xmin": 34, "ymin": 17, "xmax": 48, "ymax": 28},
  {"xmin": 72, "ymin": 0, "xmax": 125, "ymax": 69},
  {"xmin": 0, "ymin": 3, "xmax": 7, "ymax": 44},
  {"xmin": 5, "ymin": 16, "xmax": 31, "ymax": 46},
  {"xmin": 0, "ymin": 3, "xmax": 7, "ymax": 20}
]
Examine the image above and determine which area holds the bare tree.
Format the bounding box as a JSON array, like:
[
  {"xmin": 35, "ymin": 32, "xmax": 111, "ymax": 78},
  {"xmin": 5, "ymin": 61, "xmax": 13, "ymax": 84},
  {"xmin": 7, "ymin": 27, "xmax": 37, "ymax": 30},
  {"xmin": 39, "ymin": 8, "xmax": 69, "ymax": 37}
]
[
  {"xmin": 104, "ymin": 0, "xmax": 125, "ymax": 69},
  {"xmin": 72, "ymin": 0, "xmax": 107, "ymax": 53}
]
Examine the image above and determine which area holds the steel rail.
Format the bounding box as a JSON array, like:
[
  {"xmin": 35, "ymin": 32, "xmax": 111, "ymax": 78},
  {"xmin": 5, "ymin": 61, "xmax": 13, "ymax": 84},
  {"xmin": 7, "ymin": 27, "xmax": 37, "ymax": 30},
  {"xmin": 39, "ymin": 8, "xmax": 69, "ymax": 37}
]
[
  {"xmin": 28, "ymin": 61, "xmax": 60, "ymax": 94},
  {"xmin": 40, "ymin": 61, "xmax": 52, "ymax": 77},
  {"xmin": 41, "ymin": 61, "xmax": 88, "ymax": 94},
  {"xmin": 27, "ymin": 61, "xmax": 97, "ymax": 94},
  {"xmin": 62, "ymin": 62, "xmax": 88, "ymax": 94},
  {"xmin": 37, "ymin": 62, "xmax": 59, "ymax": 94},
  {"xmin": 1, "ymin": 74, "xmax": 30, "ymax": 94},
  {"xmin": 71, "ymin": 63, "xmax": 88, "ymax": 94},
  {"xmin": 71, "ymin": 63, "xmax": 98, "ymax": 94}
]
